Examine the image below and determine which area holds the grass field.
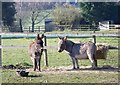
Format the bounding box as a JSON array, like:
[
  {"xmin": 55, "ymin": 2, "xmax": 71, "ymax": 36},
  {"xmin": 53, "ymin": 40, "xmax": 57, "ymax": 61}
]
[
  {"xmin": 50, "ymin": 29, "xmax": 119, "ymax": 34},
  {"xmin": 1, "ymin": 36, "xmax": 119, "ymax": 83}
]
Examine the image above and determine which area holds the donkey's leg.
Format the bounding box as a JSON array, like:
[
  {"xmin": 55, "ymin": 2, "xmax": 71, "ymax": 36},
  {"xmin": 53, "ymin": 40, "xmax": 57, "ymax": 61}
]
[
  {"xmin": 71, "ymin": 57, "xmax": 76, "ymax": 69},
  {"xmin": 93, "ymin": 54, "xmax": 97, "ymax": 67},
  {"xmin": 34, "ymin": 58, "xmax": 37, "ymax": 71},
  {"xmin": 38, "ymin": 56, "xmax": 41, "ymax": 71},
  {"xmin": 95, "ymin": 59, "xmax": 97, "ymax": 67},
  {"xmin": 31, "ymin": 57, "xmax": 34, "ymax": 67},
  {"xmin": 36, "ymin": 58, "xmax": 39, "ymax": 69},
  {"xmin": 31, "ymin": 57, "xmax": 36, "ymax": 71},
  {"xmin": 31, "ymin": 54, "xmax": 37, "ymax": 71},
  {"xmin": 87, "ymin": 53, "xmax": 96, "ymax": 69},
  {"xmin": 75, "ymin": 58, "xmax": 79, "ymax": 69}
]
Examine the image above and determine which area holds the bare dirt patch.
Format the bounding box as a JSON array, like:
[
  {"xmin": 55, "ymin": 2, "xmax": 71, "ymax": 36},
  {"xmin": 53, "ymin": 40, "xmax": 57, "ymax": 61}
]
[
  {"xmin": 2, "ymin": 64, "xmax": 119, "ymax": 74},
  {"xmin": 26, "ymin": 65, "xmax": 120, "ymax": 74}
]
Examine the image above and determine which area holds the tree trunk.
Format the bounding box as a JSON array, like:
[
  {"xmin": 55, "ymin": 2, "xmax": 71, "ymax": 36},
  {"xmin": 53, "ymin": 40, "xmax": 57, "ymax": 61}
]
[
  {"xmin": 31, "ymin": 11, "xmax": 35, "ymax": 32},
  {"xmin": 19, "ymin": 18, "xmax": 23, "ymax": 32},
  {"xmin": 32, "ymin": 18, "xmax": 34, "ymax": 32}
]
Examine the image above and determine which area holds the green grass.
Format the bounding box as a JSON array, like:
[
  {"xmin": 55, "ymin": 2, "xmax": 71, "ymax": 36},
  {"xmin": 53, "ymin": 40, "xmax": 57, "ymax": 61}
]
[
  {"xmin": 46, "ymin": 29, "xmax": 119, "ymax": 34},
  {"xmin": 1, "ymin": 37, "xmax": 119, "ymax": 83},
  {"xmin": 2, "ymin": 69, "xmax": 118, "ymax": 83}
]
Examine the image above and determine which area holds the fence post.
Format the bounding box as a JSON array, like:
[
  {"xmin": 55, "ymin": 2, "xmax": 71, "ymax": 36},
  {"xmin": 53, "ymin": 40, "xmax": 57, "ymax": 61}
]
[
  {"xmin": 0, "ymin": 2, "xmax": 2, "ymax": 82},
  {"xmin": 92, "ymin": 35, "xmax": 96, "ymax": 44},
  {"xmin": 39, "ymin": 26, "xmax": 40, "ymax": 32},
  {"xmin": 29, "ymin": 26, "xmax": 30, "ymax": 32},
  {"xmin": 43, "ymin": 35, "xmax": 48, "ymax": 67},
  {"xmin": 0, "ymin": 35, "xmax": 1, "ymax": 68},
  {"xmin": 92, "ymin": 32, "xmax": 97, "ymax": 67}
]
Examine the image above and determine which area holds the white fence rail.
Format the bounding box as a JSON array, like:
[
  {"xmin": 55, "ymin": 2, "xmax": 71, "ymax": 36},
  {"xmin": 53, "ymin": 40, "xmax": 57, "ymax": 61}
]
[{"xmin": 0, "ymin": 45, "xmax": 58, "ymax": 50}]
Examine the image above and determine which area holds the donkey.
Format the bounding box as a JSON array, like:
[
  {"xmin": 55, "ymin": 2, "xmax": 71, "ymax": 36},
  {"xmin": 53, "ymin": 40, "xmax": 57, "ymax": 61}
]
[
  {"xmin": 58, "ymin": 37, "xmax": 97, "ymax": 70},
  {"xmin": 28, "ymin": 34, "xmax": 44, "ymax": 71}
]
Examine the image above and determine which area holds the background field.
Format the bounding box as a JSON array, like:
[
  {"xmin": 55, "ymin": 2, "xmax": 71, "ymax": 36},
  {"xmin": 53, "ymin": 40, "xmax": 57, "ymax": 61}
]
[{"xmin": 1, "ymin": 36, "xmax": 119, "ymax": 83}]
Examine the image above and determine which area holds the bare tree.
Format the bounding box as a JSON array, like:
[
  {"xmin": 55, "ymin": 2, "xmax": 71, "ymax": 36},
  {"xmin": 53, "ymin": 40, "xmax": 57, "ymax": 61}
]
[{"xmin": 15, "ymin": 2, "xmax": 54, "ymax": 32}]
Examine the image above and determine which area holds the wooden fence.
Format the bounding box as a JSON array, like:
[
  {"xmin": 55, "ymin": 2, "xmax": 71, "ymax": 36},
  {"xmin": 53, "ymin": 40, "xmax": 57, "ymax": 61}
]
[
  {"xmin": 1, "ymin": 24, "xmax": 117, "ymax": 32},
  {"xmin": 24, "ymin": 26, "xmax": 45, "ymax": 32},
  {"xmin": 1, "ymin": 26, "xmax": 45, "ymax": 32},
  {"xmin": 0, "ymin": 34, "xmax": 96, "ymax": 67},
  {"xmin": 0, "ymin": 34, "xmax": 119, "ymax": 67}
]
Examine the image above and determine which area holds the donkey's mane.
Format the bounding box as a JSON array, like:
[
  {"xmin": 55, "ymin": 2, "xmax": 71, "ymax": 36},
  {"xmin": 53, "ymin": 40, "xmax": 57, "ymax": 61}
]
[
  {"xmin": 66, "ymin": 40, "xmax": 75, "ymax": 44},
  {"xmin": 29, "ymin": 42, "xmax": 35, "ymax": 48}
]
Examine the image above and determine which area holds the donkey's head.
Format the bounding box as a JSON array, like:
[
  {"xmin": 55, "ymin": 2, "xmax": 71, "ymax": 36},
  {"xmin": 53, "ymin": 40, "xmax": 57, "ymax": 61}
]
[
  {"xmin": 35, "ymin": 34, "xmax": 44, "ymax": 52},
  {"xmin": 58, "ymin": 36, "xmax": 67, "ymax": 52}
]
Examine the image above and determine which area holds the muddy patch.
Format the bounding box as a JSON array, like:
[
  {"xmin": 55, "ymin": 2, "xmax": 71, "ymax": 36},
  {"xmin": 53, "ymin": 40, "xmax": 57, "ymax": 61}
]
[
  {"xmin": 2, "ymin": 63, "xmax": 32, "ymax": 69},
  {"xmin": 2, "ymin": 64, "xmax": 119, "ymax": 74},
  {"xmin": 25, "ymin": 65, "xmax": 120, "ymax": 74}
]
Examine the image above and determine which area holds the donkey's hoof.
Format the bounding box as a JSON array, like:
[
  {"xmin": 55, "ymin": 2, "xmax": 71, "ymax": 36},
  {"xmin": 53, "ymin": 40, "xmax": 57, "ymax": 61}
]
[
  {"xmin": 66, "ymin": 68, "xmax": 75, "ymax": 71},
  {"xmin": 34, "ymin": 69, "xmax": 36, "ymax": 71},
  {"xmin": 76, "ymin": 67, "xmax": 79, "ymax": 70},
  {"xmin": 38, "ymin": 69, "xmax": 41, "ymax": 72},
  {"xmin": 71, "ymin": 67, "xmax": 76, "ymax": 70}
]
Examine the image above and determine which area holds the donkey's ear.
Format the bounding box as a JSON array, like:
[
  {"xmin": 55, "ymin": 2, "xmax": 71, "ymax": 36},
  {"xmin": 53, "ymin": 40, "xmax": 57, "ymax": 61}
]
[
  {"xmin": 37, "ymin": 34, "xmax": 40, "ymax": 39},
  {"xmin": 64, "ymin": 36, "xmax": 67, "ymax": 40},
  {"xmin": 58, "ymin": 36, "xmax": 62, "ymax": 40},
  {"xmin": 40, "ymin": 34, "xmax": 44, "ymax": 39}
]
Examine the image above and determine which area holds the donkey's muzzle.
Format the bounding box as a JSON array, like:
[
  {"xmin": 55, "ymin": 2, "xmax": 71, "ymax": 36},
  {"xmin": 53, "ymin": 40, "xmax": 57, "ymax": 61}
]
[{"xmin": 58, "ymin": 50, "xmax": 62, "ymax": 52}]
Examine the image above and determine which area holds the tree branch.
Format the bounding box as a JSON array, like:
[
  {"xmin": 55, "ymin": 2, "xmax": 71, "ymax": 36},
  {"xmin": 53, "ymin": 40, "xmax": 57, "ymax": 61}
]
[
  {"xmin": 34, "ymin": 12, "xmax": 40, "ymax": 21},
  {"xmin": 35, "ymin": 12, "xmax": 51, "ymax": 25}
]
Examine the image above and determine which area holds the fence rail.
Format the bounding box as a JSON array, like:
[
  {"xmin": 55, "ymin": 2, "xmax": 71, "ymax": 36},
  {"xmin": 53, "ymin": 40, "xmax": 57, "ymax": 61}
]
[
  {"xmin": 1, "ymin": 34, "xmax": 119, "ymax": 39},
  {"xmin": 0, "ymin": 45, "xmax": 58, "ymax": 50},
  {"xmin": 24, "ymin": 26, "xmax": 45, "ymax": 32},
  {"xmin": 0, "ymin": 34, "xmax": 119, "ymax": 67},
  {"xmin": 1, "ymin": 24, "xmax": 119, "ymax": 32},
  {"xmin": 1, "ymin": 26, "xmax": 45, "ymax": 32}
]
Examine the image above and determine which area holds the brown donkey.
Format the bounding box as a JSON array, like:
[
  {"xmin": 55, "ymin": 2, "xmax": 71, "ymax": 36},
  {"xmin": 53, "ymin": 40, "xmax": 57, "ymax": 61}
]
[{"xmin": 28, "ymin": 34, "xmax": 44, "ymax": 71}]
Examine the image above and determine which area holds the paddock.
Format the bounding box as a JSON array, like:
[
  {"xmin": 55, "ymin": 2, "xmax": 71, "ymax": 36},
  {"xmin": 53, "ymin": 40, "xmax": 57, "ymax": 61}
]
[
  {"xmin": 0, "ymin": 34, "xmax": 119, "ymax": 66},
  {"xmin": 0, "ymin": 34, "xmax": 119, "ymax": 83}
]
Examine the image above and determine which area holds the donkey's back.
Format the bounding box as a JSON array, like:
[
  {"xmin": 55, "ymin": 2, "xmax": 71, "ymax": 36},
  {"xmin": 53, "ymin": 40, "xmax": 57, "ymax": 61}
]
[{"xmin": 72, "ymin": 42, "xmax": 96, "ymax": 59}]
